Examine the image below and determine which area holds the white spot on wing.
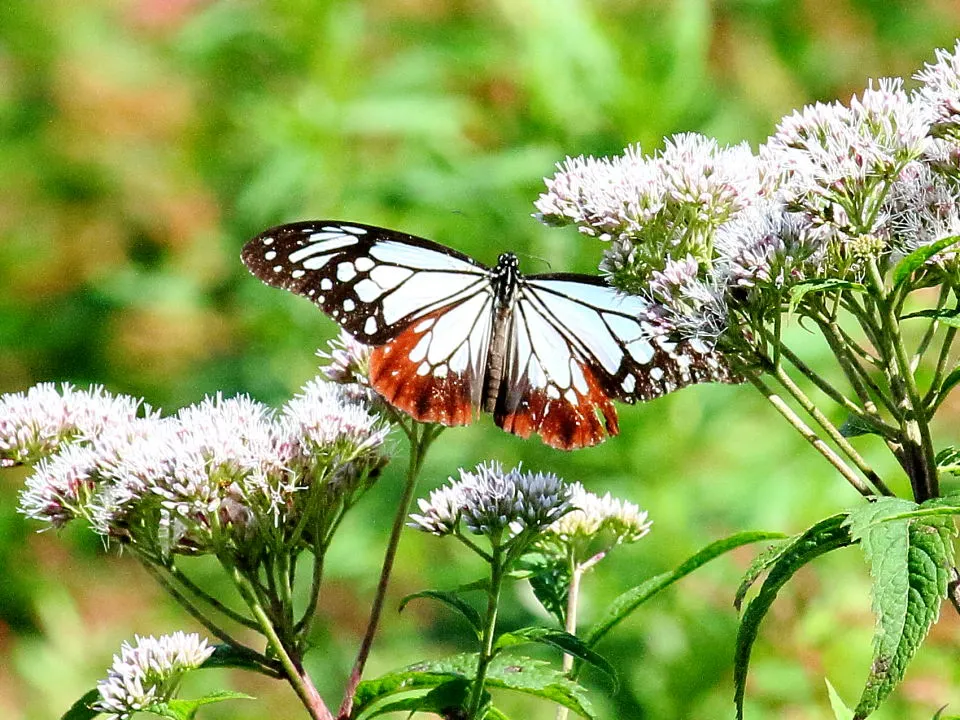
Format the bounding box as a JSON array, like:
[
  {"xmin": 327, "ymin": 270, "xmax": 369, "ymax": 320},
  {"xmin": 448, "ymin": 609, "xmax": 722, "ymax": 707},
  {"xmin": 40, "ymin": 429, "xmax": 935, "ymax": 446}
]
[
  {"xmin": 409, "ymin": 332, "xmax": 432, "ymax": 363},
  {"xmin": 355, "ymin": 279, "xmax": 384, "ymax": 302},
  {"xmin": 369, "ymin": 265, "xmax": 413, "ymax": 289},
  {"xmin": 355, "ymin": 257, "xmax": 375, "ymax": 272},
  {"xmin": 337, "ymin": 262, "xmax": 357, "ymax": 281},
  {"xmin": 263, "ymin": 237, "xmax": 274, "ymax": 246},
  {"xmin": 521, "ymin": 305, "xmax": 571, "ymax": 387},
  {"xmin": 369, "ymin": 241, "xmax": 483, "ymax": 272},
  {"xmin": 382, "ymin": 272, "xmax": 485, "ymax": 325},
  {"xmin": 290, "ymin": 237, "xmax": 354, "ymax": 263},
  {"xmin": 413, "ymin": 317, "xmax": 436, "ymax": 333},
  {"xmin": 320, "ymin": 279, "xmax": 333, "ymax": 291},
  {"xmin": 302, "ymin": 254, "xmax": 335, "ymax": 270},
  {"xmin": 292, "ymin": 269, "xmax": 305, "ymax": 279},
  {"xmin": 343, "ymin": 299, "xmax": 355, "ymax": 311},
  {"xmin": 570, "ymin": 360, "xmax": 588, "ymax": 394},
  {"xmin": 627, "ymin": 338, "xmax": 654, "ymax": 364},
  {"xmin": 622, "ymin": 375, "xmax": 636, "ymax": 393},
  {"xmin": 308, "ymin": 232, "xmax": 360, "ymax": 247},
  {"xmin": 425, "ymin": 293, "xmax": 488, "ymax": 364},
  {"xmin": 264, "ymin": 250, "xmax": 277, "ymax": 261},
  {"xmin": 364, "ymin": 316, "xmax": 378, "ymax": 335}
]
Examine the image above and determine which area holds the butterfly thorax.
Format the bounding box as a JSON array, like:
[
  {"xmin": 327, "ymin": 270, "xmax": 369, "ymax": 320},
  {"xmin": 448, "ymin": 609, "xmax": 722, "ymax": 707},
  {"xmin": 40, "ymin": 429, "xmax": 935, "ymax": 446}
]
[{"xmin": 483, "ymin": 253, "xmax": 521, "ymax": 412}]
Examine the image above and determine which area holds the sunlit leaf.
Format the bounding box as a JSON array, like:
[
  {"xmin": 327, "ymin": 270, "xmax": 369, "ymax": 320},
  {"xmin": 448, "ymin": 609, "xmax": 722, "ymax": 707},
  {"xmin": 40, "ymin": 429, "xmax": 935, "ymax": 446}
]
[
  {"xmin": 892, "ymin": 235, "xmax": 960, "ymax": 288},
  {"xmin": 735, "ymin": 515, "xmax": 853, "ymax": 720},
  {"xmin": 846, "ymin": 498, "xmax": 956, "ymax": 719},
  {"xmin": 493, "ymin": 627, "xmax": 616, "ymax": 683},
  {"xmin": 399, "ymin": 589, "xmax": 483, "ymax": 636},
  {"xmin": 588, "ymin": 531, "xmax": 784, "ymax": 647}
]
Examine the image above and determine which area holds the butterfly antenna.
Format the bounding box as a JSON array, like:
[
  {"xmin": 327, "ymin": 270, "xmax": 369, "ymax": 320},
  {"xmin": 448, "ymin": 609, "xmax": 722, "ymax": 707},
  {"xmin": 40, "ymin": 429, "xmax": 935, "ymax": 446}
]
[{"xmin": 516, "ymin": 252, "xmax": 553, "ymax": 272}]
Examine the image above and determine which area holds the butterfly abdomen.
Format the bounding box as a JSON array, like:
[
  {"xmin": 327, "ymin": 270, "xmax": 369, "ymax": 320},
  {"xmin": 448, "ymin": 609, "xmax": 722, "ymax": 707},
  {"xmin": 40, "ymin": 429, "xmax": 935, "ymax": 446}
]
[{"xmin": 482, "ymin": 253, "xmax": 521, "ymax": 413}]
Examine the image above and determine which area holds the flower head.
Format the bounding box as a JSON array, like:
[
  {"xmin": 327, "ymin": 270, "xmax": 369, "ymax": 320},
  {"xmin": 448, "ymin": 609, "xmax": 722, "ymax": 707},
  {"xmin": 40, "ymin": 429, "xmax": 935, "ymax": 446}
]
[
  {"xmin": 0, "ymin": 383, "xmax": 148, "ymax": 467},
  {"xmin": 915, "ymin": 41, "xmax": 960, "ymax": 139},
  {"xmin": 410, "ymin": 462, "xmax": 571, "ymax": 545},
  {"xmin": 93, "ymin": 632, "xmax": 214, "ymax": 720},
  {"xmin": 318, "ymin": 329, "xmax": 374, "ymax": 388},
  {"xmin": 761, "ymin": 79, "xmax": 929, "ymax": 242},
  {"xmin": 540, "ymin": 482, "xmax": 651, "ymax": 562}
]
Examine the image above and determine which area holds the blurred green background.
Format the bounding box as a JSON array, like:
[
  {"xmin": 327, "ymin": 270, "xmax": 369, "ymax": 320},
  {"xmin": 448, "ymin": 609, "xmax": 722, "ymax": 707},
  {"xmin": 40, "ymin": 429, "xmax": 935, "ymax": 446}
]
[{"xmin": 2, "ymin": 1, "xmax": 960, "ymax": 718}]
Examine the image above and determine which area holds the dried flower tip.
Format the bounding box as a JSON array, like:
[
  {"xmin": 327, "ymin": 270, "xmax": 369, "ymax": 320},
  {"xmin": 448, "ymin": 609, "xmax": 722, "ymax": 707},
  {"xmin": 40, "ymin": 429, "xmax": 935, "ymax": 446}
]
[{"xmin": 93, "ymin": 632, "xmax": 214, "ymax": 719}]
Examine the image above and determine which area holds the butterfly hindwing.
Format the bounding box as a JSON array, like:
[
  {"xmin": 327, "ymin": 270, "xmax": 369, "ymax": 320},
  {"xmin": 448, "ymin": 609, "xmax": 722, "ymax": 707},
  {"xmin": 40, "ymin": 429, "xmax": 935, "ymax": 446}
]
[{"xmin": 369, "ymin": 293, "xmax": 494, "ymax": 426}]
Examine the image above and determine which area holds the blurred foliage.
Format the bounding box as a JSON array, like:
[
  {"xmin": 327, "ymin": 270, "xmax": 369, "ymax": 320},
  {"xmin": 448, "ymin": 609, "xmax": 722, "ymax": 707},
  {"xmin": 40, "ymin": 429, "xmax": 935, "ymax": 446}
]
[{"xmin": 2, "ymin": 1, "xmax": 960, "ymax": 718}]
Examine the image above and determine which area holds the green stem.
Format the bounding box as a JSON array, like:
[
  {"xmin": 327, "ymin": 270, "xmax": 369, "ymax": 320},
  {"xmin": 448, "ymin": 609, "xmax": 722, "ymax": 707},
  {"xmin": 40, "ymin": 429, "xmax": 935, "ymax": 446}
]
[
  {"xmin": 467, "ymin": 544, "xmax": 506, "ymax": 720},
  {"xmin": 337, "ymin": 423, "xmax": 440, "ymax": 719},
  {"xmin": 166, "ymin": 563, "xmax": 261, "ymax": 631},
  {"xmin": 769, "ymin": 361, "xmax": 893, "ymax": 496},
  {"xmin": 866, "ymin": 258, "xmax": 939, "ymax": 501},
  {"xmin": 910, "ymin": 283, "xmax": 950, "ymax": 371},
  {"xmin": 231, "ymin": 567, "xmax": 333, "ymax": 720},
  {"xmin": 739, "ymin": 365, "xmax": 874, "ymax": 497},
  {"xmin": 141, "ymin": 560, "xmax": 277, "ymax": 674},
  {"xmin": 926, "ymin": 325, "xmax": 958, "ymax": 410},
  {"xmin": 760, "ymin": 324, "xmax": 897, "ymax": 440}
]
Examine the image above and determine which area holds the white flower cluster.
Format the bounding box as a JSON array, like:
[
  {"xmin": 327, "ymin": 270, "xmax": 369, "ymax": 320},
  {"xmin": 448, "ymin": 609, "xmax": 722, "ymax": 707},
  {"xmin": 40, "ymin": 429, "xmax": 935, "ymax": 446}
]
[
  {"xmin": 318, "ymin": 329, "xmax": 373, "ymax": 387},
  {"xmin": 0, "ymin": 383, "xmax": 149, "ymax": 467},
  {"xmin": 11, "ymin": 378, "xmax": 390, "ymax": 557},
  {"xmin": 541, "ymin": 482, "xmax": 651, "ymax": 559},
  {"xmin": 409, "ymin": 462, "xmax": 571, "ymax": 543},
  {"xmin": 915, "ymin": 39, "xmax": 960, "ymax": 136},
  {"xmin": 534, "ymin": 42, "xmax": 960, "ymax": 347},
  {"xmin": 93, "ymin": 632, "xmax": 214, "ymax": 719}
]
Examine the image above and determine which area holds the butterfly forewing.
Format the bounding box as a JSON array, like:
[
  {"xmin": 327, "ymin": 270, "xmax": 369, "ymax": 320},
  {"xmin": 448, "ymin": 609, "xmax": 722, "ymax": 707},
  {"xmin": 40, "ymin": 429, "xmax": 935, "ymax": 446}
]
[
  {"xmin": 241, "ymin": 221, "xmax": 492, "ymax": 344},
  {"xmin": 242, "ymin": 221, "xmax": 497, "ymax": 426}
]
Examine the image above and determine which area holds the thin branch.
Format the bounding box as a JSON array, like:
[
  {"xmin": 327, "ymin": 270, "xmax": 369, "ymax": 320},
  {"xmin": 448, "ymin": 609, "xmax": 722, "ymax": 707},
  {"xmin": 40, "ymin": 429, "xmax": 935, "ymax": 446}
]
[
  {"xmin": 167, "ymin": 564, "xmax": 260, "ymax": 630},
  {"xmin": 739, "ymin": 366, "xmax": 875, "ymax": 497},
  {"xmin": 768, "ymin": 361, "xmax": 894, "ymax": 496},
  {"xmin": 760, "ymin": 325, "xmax": 897, "ymax": 440},
  {"xmin": 338, "ymin": 423, "xmax": 441, "ymax": 719}
]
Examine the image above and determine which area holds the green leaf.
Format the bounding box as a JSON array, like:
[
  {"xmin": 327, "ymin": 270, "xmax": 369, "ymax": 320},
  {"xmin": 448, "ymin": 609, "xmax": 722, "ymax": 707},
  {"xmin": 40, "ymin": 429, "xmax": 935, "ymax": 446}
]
[
  {"xmin": 936, "ymin": 446, "xmax": 960, "ymax": 476},
  {"xmin": 147, "ymin": 692, "xmax": 254, "ymax": 720},
  {"xmin": 493, "ymin": 627, "xmax": 616, "ymax": 683},
  {"xmin": 892, "ymin": 235, "xmax": 960, "ymax": 288},
  {"xmin": 839, "ymin": 414, "xmax": 883, "ymax": 438},
  {"xmin": 789, "ymin": 278, "xmax": 866, "ymax": 313},
  {"xmin": 399, "ymin": 589, "xmax": 483, "ymax": 636},
  {"xmin": 203, "ymin": 643, "xmax": 272, "ymax": 672},
  {"xmin": 898, "ymin": 308, "xmax": 960, "ymax": 327},
  {"xmin": 364, "ymin": 678, "xmax": 474, "ymax": 719},
  {"xmin": 936, "ymin": 366, "xmax": 960, "ymax": 407},
  {"xmin": 735, "ymin": 514, "xmax": 853, "ymax": 720},
  {"xmin": 734, "ymin": 540, "xmax": 790, "ymax": 611},
  {"xmin": 516, "ymin": 553, "xmax": 570, "ymax": 625},
  {"xmin": 587, "ymin": 530, "xmax": 784, "ymax": 647},
  {"xmin": 826, "ymin": 678, "xmax": 855, "ymax": 720},
  {"xmin": 845, "ymin": 497, "xmax": 956, "ymax": 719},
  {"xmin": 353, "ymin": 654, "xmax": 597, "ymax": 719},
  {"xmin": 61, "ymin": 690, "xmax": 100, "ymax": 720}
]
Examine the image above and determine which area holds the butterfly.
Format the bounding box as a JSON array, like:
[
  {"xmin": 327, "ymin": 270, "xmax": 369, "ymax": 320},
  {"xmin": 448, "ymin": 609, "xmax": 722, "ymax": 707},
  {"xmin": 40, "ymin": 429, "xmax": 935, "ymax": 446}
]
[{"xmin": 241, "ymin": 221, "xmax": 736, "ymax": 450}]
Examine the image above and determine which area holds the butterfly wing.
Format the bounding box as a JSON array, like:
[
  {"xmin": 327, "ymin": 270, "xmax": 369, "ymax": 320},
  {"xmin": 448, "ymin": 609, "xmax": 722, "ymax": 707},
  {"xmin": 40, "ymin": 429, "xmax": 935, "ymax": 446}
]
[
  {"xmin": 241, "ymin": 221, "xmax": 496, "ymax": 425},
  {"xmin": 494, "ymin": 274, "xmax": 736, "ymax": 449}
]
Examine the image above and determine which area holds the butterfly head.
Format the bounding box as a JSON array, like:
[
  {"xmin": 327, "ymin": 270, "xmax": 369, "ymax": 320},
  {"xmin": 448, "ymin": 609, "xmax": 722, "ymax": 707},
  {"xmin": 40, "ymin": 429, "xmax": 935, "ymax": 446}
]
[{"xmin": 492, "ymin": 253, "xmax": 520, "ymax": 304}]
